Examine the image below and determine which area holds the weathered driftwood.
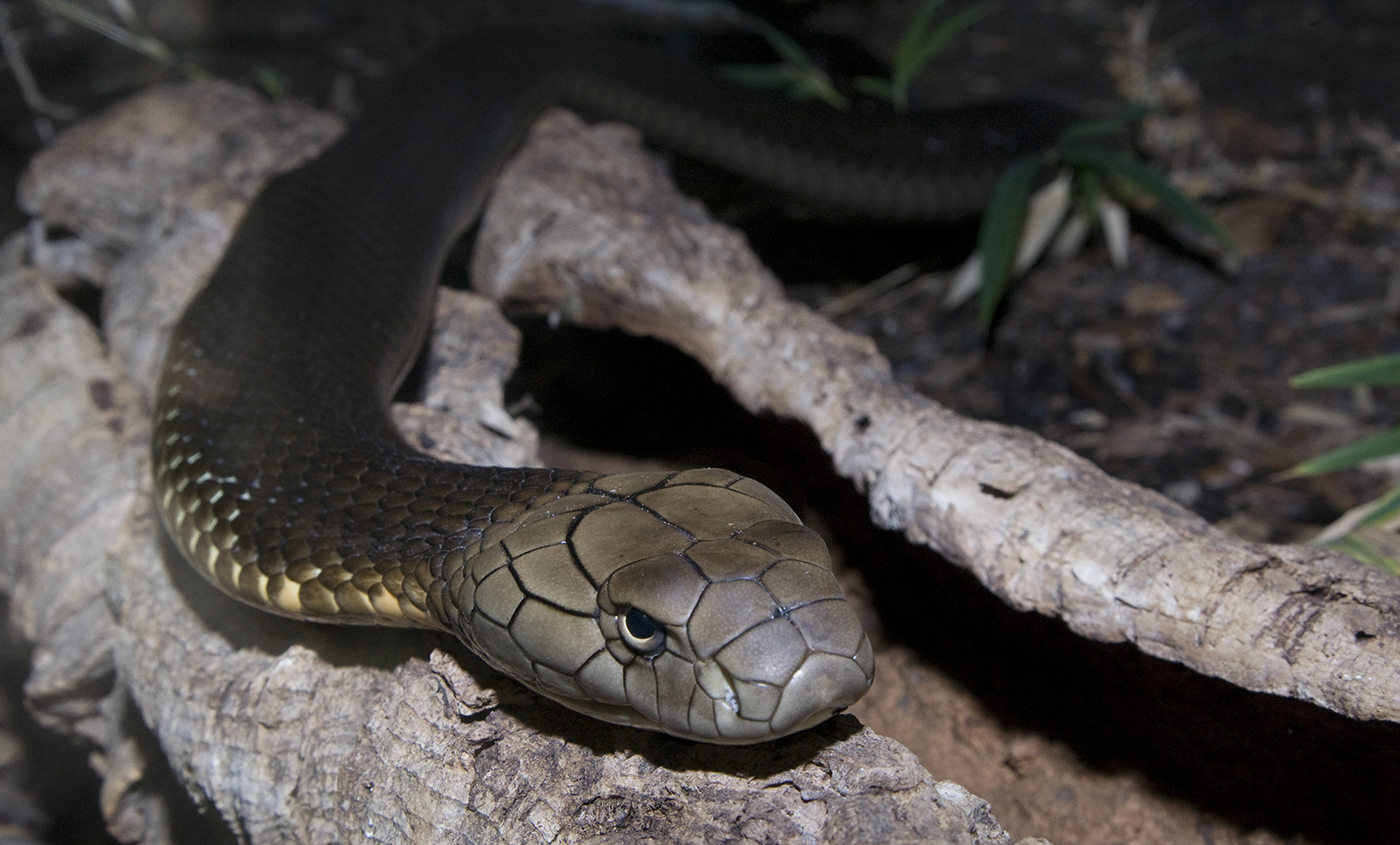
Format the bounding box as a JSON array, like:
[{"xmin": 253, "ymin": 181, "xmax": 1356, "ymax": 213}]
[
  {"xmin": 3, "ymin": 81, "xmax": 1056, "ymax": 844},
  {"xmin": 473, "ymin": 114, "xmax": 1400, "ymax": 727},
  {"xmin": 8, "ymin": 60, "xmax": 1400, "ymax": 839}
]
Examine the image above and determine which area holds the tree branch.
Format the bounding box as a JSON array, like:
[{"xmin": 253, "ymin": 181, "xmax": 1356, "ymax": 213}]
[
  {"xmin": 474, "ymin": 109, "xmax": 1400, "ymax": 726},
  {"xmin": 5, "ymin": 80, "xmax": 1049, "ymax": 844}
]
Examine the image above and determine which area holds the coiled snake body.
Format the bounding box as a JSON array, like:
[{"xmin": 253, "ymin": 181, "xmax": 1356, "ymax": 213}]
[{"xmin": 153, "ymin": 30, "xmax": 1065, "ymax": 743}]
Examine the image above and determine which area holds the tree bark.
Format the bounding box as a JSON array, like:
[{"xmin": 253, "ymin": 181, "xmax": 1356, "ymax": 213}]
[
  {"xmin": 6, "ymin": 69, "xmax": 1398, "ymax": 842},
  {"xmin": 4, "ymin": 80, "xmax": 1054, "ymax": 844},
  {"xmin": 473, "ymin": 111, "xmax": 1400, "ymax": 727}
]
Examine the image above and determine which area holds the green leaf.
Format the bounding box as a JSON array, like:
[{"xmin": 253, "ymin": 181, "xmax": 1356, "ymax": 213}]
[
  {"xmin": 1285, "ymin": 427, "xmax": 1400, "ymax": 477},
  {"xmin": 901, "ymin": 0, "xmax": 950, "ymax": 45},
  {"xmin": 747, "ymin": 17, "xmax": 817, "ymax": 69},
  {"xmin": 1291, "ymin": 353, "xmax": 1400, "ymax": 388},
  {"xmin": 720, "ymin": 62, "xmax": 848, "ymax": 107},
  {"xmin": 37, "ymin": 0, "xmax": 210, "ymax": 79},
  {"xmin": 788, "ymin": 74, "xmax": 849, "ymax": 109},
  {"xmin": 252, "ymin": 66, "xmax": 287, "ymax": 100},
  {"xmin": 1060, "ymin": 144, "xmax": 1237, "ymax": 253},
  {"xmin": 1071, "ymin": 166, "xmax": 1104, "ymax": 223},
  {"xmin": 900, "ymin": 1, "xmax": 1000, "ymax": 75},
  {"xmin": 889, "ymin": 1, "xmax": 1001, "ymax": 112},
  {"xmin": 977, "ymin": 153, "xmax": 1046, "ymax": 327},
  {"xmin": 1325, "ymin": 534, "xmax": 1400, "ymax": 575},
  {"xmin": 1356, "ymin": 484, "xmax": 1400, "ymax": 529},
  {"xmin": 891, "ymin": 0, "xmax": 949, "ymax": 80},
  {"xmin": 725, "ymin": 18, "xmax": 850, "ymax": 109},
  {"xmin": 853, "ymin": 76, "xmax": 896, "ymax": 101}
]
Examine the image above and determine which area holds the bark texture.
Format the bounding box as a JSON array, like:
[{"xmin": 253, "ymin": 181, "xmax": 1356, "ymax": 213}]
[
  {"xmin": 6, "ymin": 69, "xmax": 1399, "ymax": 842},
  {"xmin": 474, "ymin": 112, "xmax": 1400, "ymax": 726},
  {"xmin": 3, "ymin": 81, "xmax": 1055, "ymax": 844}
]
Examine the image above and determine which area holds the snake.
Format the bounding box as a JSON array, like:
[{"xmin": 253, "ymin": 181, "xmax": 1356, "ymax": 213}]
[{"xmin": 151, "ymin": 28, "xmax": 1068, "ymax": 744}]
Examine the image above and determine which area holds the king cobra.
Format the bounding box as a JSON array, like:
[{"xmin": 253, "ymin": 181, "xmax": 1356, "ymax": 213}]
[{"xmin": 152, "ymin": 29, "xmax": 1068, "ymax": 743}]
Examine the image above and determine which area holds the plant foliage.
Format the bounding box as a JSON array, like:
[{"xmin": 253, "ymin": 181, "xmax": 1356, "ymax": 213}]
[{"xmin": 1288, "ymin": 353, "xmax": 1400, "ymax": 573}]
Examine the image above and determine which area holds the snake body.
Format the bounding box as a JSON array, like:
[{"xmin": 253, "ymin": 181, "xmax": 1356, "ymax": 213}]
[{"xmin": 153, "ymin": 30, "xmax": 1065, "ymax": 743}]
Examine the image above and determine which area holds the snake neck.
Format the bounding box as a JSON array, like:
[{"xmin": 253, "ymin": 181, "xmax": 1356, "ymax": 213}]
[
  {"xmin": 149, "ymin": 26, "xmax": 1063, "ymax": 741},
  {"xmin": 153, "ymin": 363, "xmax": 605, "ymax": 629}
]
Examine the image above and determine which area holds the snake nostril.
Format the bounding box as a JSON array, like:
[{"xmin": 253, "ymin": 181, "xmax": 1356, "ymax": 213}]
[{"xmin": 619, "ymin": 607, "xmax": 666, "ymax": 656}]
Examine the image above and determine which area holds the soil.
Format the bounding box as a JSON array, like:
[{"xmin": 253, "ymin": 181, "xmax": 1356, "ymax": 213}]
[{"xmin": 4, "ymin": 1, "xmax": 1398, "ymax": 843}]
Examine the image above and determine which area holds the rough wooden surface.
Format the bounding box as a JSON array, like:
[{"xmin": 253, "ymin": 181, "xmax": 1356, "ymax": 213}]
[
  {"xmin": 475, "ymin": 111, "xmax": 1400, "ymax": 726},
  {"xmin": 2, "ymin": 81, "xmax": 1054, "ymax": 844}
]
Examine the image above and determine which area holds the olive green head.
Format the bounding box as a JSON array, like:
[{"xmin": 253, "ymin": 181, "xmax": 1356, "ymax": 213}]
[{"xmin": 456, "ymin": 469, "xmax": 874, "ymax": 743}]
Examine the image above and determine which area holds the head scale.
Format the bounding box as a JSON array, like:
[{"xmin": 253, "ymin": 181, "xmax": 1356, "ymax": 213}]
[{"xmin": 456, "ymin": 469, "xmax": 874, "ymax": 743}]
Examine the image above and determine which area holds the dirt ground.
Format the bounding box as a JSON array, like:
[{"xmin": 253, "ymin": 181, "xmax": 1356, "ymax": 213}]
[{"xmin": 3, "ymin": 1, "xmax": 1398, "ymax": 843}]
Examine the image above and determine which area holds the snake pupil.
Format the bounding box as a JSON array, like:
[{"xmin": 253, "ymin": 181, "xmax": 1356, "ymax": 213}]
[
  {"xmin": 621, "ymin": 607, "xmax": 665, "ymax": 655},
  {"xmin": 624, "ymin": 608, "xmax": 655, "ymax": 638}
]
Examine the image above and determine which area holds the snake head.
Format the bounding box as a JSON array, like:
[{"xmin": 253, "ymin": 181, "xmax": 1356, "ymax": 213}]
[{"xmin": 457, "ymin": 469, "xmax": 874, "ymax": 744}]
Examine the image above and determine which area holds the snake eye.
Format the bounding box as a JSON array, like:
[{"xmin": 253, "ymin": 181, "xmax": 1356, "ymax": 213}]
[{"xmin": 619, "ymin": 607, "xmax": 666, "ymax": 656}]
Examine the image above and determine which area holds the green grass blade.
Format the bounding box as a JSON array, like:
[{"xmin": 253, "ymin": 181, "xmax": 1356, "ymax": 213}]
[
  {"xmin": 39, "ymin": 0, "xmax": 172, "ymax": 63},
  {"xmin": 726, "ymin": 18, "xmax": 849, "ymax": 108},
  {"xmin": 977, "ymin": 153, "xmax": 1046, "ymax": 326},
  {"xmin": 892, "ymin": 0, "xmax": 949, "ymax": 76},
  {"xmin": 897, "ymin": 1, "xmax": 1000, "ymax": 76},
  {"xmin": 1061, "ymin": 144, "xmax": 1236, "ymax": 253},
  {"xmin": 1357, "ymin": 484, "xmax": 1400, "ymax": 529},
  {"xmin": 853, "ymin": 76, "xmax": 896, "ymax": 101},
  {"xmin": 747, "ymin": 17, "xmax": 817, "ymax": 69},
  {"xmin": 1285, "ymin": 427, "xmax": 1400, "ymax": 477},
  {"xmin": 888, "ymin": 1, "xmax": 1000, "ymax": 111},
  {"xmin": 38, "ymin": 0, "xmax": 209, "ymax": 78},
  {"xmin": 251, "ymin": 65, "xmax": 287, "ymax": 99},
  {"xmin": 719, "ymin": 62, "xmax": 848, "ymax": 108},
  {"xmin": 1072, "ymin": 166, "xmax": 1104, "ymax": 222},
  {"xmin": 1291, "ymin": 353, "xmax": 1400, "ymax": 388},
  {"xmin": 1326, "ymin": 534, "xmax": 1400, "ymax": 575},
  {"xmin": 799, "ymin": 78, "xmax": 850, "ymax": 109},
  {"xmin": 905, "ymin": 0, "xmax": 950, "ymax": 39}
]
